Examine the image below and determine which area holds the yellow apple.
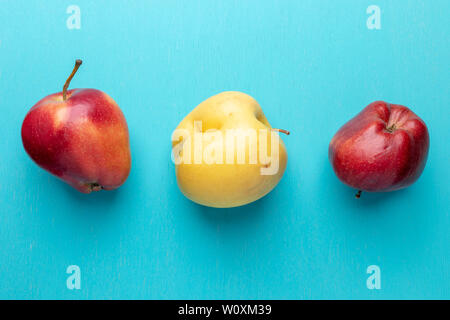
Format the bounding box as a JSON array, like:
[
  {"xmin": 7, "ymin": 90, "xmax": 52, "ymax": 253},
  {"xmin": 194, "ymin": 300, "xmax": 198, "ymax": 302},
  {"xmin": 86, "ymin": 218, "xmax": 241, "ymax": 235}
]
[{"xmin": 171, "ymin": 91, "xmax": 288, "ymax": 208}]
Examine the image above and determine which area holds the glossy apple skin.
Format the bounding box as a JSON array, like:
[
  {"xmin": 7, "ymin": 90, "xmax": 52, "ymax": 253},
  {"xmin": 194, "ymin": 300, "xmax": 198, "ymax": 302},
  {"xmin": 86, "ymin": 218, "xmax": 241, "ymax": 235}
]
[
  {"xmin": 21, "ymin": 88, "xmax": 131, "ymax": 193},
  {"xmin": 329, "ymin": 101, "xmax": 429, "ymax": 192}
]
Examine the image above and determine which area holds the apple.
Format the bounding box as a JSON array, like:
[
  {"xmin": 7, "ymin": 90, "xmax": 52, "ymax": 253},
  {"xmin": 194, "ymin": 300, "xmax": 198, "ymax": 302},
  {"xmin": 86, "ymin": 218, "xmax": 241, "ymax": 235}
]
[
  {"xmin": 329, "ymin": 101, "xmax": 429, "ymax": 197},
  {"xmin": 172, "ymin": 91, "xmax": 289, "ymax": 208},
  {"xmin": 21, "ymin": 59, "xmax": 131, "ymax": 193}
]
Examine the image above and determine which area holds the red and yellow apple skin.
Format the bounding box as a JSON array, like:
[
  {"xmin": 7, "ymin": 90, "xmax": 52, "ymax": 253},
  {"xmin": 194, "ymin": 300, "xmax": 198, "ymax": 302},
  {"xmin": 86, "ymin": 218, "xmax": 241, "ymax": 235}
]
[
  {"xmin": 329, "ymin": 101, "xmax": 429, "ymax": 192},
  {"xmin": 21, "ymin": 88, "xmax": 131, "ymax": 193}
]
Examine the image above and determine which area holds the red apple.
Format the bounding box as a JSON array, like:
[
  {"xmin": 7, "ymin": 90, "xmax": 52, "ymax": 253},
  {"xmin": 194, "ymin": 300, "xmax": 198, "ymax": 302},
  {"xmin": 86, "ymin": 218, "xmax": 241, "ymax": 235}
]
[
  {"xmin": 329, "ymin": 101, "xmax": 429, "ymax": 197},
  {"xmin": 21, "ymin": 60, "xmax": 131, "ymax": 193}
]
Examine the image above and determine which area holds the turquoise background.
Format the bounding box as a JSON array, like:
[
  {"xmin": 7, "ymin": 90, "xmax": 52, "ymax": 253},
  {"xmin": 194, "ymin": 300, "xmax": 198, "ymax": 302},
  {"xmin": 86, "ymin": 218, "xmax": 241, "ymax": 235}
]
[{"xmin": 0, "ymin": 0, "xmax": 449, "ymax": 299}]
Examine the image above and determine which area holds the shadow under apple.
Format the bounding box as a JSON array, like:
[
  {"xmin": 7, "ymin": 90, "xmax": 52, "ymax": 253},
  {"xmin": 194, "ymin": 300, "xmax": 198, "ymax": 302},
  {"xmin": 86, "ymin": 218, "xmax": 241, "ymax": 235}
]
[
  {"xmin": 322, "ymin": 156, "xmax": 413, "ymax": 216},
  {"xmin": 178, "ymin": 181, "xmax": 284, "ymax": 229},
  {"xmin": 56, "ymin": 176, "xmax": 127, "ymax": 220},
  {"xmin": 171, "ymin": 159, "xmax": 295, "ymax": 229}
]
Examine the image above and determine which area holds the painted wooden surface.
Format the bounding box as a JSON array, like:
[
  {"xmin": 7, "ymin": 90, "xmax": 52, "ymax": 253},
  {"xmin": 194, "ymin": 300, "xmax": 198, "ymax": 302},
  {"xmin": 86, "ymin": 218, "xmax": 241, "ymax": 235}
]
[{"xmin": 0, "ymin": 0, "xmax": 448, "ymax": 299}]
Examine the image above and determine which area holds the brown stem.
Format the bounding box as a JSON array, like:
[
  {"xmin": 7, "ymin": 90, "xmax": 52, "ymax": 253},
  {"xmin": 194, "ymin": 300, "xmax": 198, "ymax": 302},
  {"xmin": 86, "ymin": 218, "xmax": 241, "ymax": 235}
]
[
  {"xmin": 63, "ymin": 59, "xmax": 82, "ymax": 101},
  {"xmin": 386, "ymin": 124, "xmax": 396, "ymax": 133},
  {"xmin": 355, "ymin": 190, "xmax": 362, "ymax": 199},
  {"xmin": 273, "ymin": 128, "xmax": 290, "ymax": 135}
]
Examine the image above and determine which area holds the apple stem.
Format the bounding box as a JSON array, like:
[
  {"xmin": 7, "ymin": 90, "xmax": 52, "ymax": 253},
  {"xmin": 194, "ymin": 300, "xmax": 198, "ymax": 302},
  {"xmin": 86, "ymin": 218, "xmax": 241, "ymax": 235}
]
[
  {"xmin": 386, "ymin": 124, "xmax": 396, "ymax": 133},
  {"xmin": 63, "ymin": 59, "xmax": 83, "ymax": 101},
  {"xmin": 355, "ymin": 190, "xmax": 362, "ymax": 199},
  {"xmin": 273, "ymin": 128, "xmax": 290, "ymax": 135}
]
